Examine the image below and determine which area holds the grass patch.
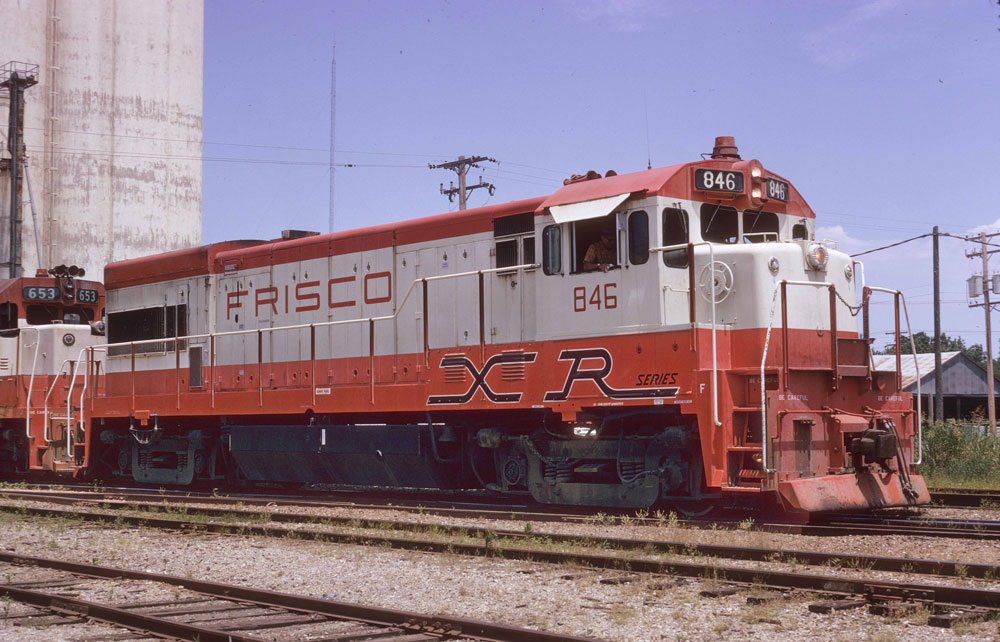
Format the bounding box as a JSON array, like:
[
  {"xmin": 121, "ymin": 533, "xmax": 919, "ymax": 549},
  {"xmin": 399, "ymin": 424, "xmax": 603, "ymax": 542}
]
[{"xmin": 920, "ymin": 421, "xmax": 1000, "ymax": 489}]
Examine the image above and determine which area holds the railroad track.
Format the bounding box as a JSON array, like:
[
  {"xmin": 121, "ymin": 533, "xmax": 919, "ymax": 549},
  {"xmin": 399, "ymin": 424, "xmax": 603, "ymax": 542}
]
[
  {"xmin": 7, "ymin": 494, "xmax": 1000, "ymax": 578},
  {"xmin": 2, "ymin": 501, "xmax": 1000, "ymax": 630},
  {"xmin": 5, "ymin": 486, "xmax": 1000, "ymax": 541},
  {"xmin": 0, "ymin": 551, "xmax": 594, "ymax": 641},
  {"xmin": 929, "ymin": 487, "xmax": 1000, "ymax": 508}
]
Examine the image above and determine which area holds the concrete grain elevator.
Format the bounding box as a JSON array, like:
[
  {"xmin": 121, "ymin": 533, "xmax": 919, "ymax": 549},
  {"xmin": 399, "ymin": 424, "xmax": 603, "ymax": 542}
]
[{"xmin": 0, "ymin": 0, "xmax": 203, "ymax": 280}]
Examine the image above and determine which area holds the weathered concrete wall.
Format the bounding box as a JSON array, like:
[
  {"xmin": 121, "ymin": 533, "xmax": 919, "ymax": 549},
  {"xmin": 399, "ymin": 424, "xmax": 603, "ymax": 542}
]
[{"xmin": 0, "ymin": 0, "xmax": 202, "ymax": 280}]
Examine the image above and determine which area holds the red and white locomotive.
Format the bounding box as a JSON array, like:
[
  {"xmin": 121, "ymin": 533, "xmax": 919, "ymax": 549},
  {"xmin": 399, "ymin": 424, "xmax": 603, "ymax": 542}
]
[
  {"xmin": 0, "ymin": 265, "xmax": 104, "ymax": 474},
  {"xmin": 3, "ymin": 137, "xmax": 930, "ymax": 513}
]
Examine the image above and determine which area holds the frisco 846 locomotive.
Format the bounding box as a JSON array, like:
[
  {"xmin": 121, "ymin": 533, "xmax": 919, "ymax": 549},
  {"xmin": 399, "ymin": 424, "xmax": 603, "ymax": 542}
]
[{"xmin": 2, "ymin": 137, "xmax": 930, "ymax": 513}]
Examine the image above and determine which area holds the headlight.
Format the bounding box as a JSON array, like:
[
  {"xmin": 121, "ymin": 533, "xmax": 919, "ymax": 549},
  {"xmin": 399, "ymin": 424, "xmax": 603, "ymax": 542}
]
[
  {"xmin": 806, "ymin": 243, "xmax": 829, "ymax": 270},
  {"xmin": 845, "ymin": 264, "xmax": 854, "ymax": 281}
]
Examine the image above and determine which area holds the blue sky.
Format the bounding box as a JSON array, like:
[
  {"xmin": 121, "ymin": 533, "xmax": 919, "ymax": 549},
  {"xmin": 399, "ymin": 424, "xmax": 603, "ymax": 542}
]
[{"xmin": 203, "ymin": 0, "xmax": 1000, "ymax": 350}]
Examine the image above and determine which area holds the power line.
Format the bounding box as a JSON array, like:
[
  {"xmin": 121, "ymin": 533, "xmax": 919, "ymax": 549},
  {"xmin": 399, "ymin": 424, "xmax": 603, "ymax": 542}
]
[{"xmin": 849, "ymin": 233, "xmax": 932, "ymax": 257}]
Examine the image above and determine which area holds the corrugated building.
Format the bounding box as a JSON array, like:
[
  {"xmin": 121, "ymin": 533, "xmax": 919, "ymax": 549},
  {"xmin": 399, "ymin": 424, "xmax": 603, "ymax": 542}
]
[
  {"xmin": 0, "ymin": 0, "xmax": 202, "ymax": 280},
  {"xmin": 873, "ymin": 351, "xmax": 1000, "ymax": 421}
]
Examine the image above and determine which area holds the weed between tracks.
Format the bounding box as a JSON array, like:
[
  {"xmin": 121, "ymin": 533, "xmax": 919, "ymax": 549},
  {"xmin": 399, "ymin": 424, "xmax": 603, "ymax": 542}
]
[
  {"xmin": 921, "ymin": 420, "xmax": 1000, "ymax": 489},
  {"xmin": 7, "ymin": 494, "xmax": 1000, "ymax": 600}
]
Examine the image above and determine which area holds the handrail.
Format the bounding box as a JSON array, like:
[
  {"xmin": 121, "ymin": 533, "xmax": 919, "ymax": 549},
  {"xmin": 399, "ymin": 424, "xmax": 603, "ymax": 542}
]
[
  {"xmin": 760, "ymin": 280, "xmax": 846, "ymax": 473},
  {"xmin": 42, "ymin": 359, "xmax": 75, "ymax": 442},
  {"xmin": 74, "ymin": 345, "xmax": 108, "ymax": 439},
  {"xmin": 64, "ymin": 357, "xmax": 86, "ymax": 456},
  {"xmin": 760, "ymin": 281, "xmax": 921, "ymax": 474},
  {"xmin": 21, "ymin": 327, "xmax": 40, "ymax": 441},
  {"xmin": 868, "ymin": 286, "xmax": 921, "ymax": 465},
  {"xmin": 100, "ymin": 263, "xmax": 541, "ymax": 350},
  {"xmin": 64, "ymin": 263, "xmax": 539, "ymax": 424},
  {"xmin": 649, "ymin": 241, "xmax": 720, "ymax": 427}
]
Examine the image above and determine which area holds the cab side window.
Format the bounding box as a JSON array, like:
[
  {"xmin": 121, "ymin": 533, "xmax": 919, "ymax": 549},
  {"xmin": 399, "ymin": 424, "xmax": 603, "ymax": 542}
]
[
  {"xmin": 573, "ymin": 214, "xmax": 618, "ymax": 273},
  {"xmin": 792, "ymin": 223, "xmax": 809, "ymax": 240},
  {"xmin": 628, "ymin": 210, "xmax": 649, "ymax": 265},
  {"xmin": 0, "ymin": 302, "xmax": 17, "ymax": 330},
  {"xmin": 542, "ymin": 225, "xmax": 562, "ymax": 275},
  {"xmin": 662, "ymin": 208, "xmax": 689, "ymax": 268}
]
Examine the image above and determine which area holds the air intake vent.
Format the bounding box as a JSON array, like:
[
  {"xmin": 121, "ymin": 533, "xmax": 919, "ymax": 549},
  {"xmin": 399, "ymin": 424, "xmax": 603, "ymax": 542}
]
[
  {"xmin": 501, "ymin": 351, "xmax": 528, "ymax": 381},
  {"xmin": 442, "ymin": 354, "xmax": 469, "ymax": 384},
  {"xmin": 493, "ymin": 212, "xmax": 534, "ymax": 238}
]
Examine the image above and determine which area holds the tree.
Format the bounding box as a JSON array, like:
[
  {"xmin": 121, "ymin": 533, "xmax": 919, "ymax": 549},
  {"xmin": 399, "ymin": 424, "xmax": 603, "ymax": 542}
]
[
  {"xmin": 878, "ymin": 331, "xmax": 1000, "ymax": 378},
  {"xmin": 877, "ymin": 331, "xmax": 967, "ymax": 355}
]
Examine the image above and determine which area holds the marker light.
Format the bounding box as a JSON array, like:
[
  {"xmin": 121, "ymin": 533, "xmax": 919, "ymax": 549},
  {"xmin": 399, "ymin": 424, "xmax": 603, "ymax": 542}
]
[{"xmin": 806, "ymin": 243, "xmax": 829, "ymax": 270}]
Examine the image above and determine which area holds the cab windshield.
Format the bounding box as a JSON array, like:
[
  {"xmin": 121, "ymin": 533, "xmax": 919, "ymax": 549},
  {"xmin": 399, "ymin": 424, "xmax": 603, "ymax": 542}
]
[{"xmin": 26, "ymin": 305, "xmax": 94, "ymax": 325}]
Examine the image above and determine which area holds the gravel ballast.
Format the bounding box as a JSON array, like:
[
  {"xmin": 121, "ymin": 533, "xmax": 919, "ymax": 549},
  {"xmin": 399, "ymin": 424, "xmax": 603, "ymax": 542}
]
[{"xmin": 3, "ymin": 507, "xmax": 1000, "ymax": 641}]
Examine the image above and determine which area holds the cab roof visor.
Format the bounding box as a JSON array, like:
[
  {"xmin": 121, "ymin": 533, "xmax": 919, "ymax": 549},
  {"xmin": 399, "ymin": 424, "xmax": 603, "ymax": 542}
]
[{"xmin": 546, "ymin": 193, "xmax": 631, "ymax": 224}]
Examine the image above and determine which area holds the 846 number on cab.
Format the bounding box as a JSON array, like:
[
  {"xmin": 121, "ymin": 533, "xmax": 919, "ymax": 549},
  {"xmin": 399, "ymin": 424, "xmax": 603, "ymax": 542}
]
[{"xmin": 574, "ymin": 284, "xmax": 617, "ymax": 312}]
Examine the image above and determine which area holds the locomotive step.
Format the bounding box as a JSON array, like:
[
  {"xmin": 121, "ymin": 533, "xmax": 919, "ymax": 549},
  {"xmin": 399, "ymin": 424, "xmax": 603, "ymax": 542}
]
[
  {"xmin": 727, "ymin": 445, "xmax": 763, "ymax": 452},
  {"xmin": 837, "ymin": 365, "xmax": 870, "ymax": 377},
  {"xmin": 721, "ymin": 485, "xmax": 764, "ymax": 493}
]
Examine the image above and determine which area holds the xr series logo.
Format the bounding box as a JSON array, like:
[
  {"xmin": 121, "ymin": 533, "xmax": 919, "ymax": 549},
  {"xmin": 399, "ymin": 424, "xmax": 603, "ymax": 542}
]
[
  {"xmin": 427, "ymin": 353, "xmax": 538, "ymax": 405},
  {"xmin": 426, "ymin": 348, "xmax": 679, "ymax": 405}
]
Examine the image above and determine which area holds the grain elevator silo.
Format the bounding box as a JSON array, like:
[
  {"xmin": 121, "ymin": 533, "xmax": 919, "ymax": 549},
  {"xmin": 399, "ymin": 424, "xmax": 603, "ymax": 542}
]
[{"xmin": 0, "ymin": 0, "xmax": 202, "ymax": 280}]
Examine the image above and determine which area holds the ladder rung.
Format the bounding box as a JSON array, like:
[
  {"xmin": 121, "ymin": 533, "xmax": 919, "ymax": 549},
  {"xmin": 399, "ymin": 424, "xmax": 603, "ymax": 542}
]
[
  {"xmin": 837, "ymin": 365, "xmax": 869, "ymax": 377},
  {"xmin": 721, "ymin": 485, "xmax": 762, "ymax": 493}
]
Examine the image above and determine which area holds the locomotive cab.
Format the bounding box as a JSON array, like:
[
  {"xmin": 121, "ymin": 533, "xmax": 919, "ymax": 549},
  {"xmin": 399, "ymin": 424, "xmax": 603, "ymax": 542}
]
[
  {"xmin": 520, "ymin": 138, "xmax": 926, "ymax": 512},
  {"xmin": 0, "ymin": 266, "xmax": 105, "ymax": 475}
]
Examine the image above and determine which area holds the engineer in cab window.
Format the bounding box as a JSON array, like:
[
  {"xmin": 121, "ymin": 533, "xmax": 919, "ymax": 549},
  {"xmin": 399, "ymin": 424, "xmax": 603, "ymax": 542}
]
[{"xmin": 583, "ymin": 231, "xmax": 617, "ymax": 272}]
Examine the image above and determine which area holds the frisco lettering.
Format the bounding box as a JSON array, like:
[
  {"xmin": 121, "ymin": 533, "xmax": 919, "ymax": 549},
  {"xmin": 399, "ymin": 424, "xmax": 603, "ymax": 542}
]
[{"xmin": 225, "ymin": 272, "xmax": 392, "ymax": 320}]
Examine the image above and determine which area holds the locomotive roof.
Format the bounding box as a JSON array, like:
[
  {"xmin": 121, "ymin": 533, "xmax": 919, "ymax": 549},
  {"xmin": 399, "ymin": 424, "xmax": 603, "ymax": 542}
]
[{"xmin": 104, "ymin": 158, "xmax": 814, "ymax": 289}]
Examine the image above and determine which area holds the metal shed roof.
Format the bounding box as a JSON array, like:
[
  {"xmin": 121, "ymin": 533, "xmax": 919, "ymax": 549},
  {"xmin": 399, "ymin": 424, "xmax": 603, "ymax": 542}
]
[{"xmin": 872, "ymin": 351, "xmax": 1000, "ymax": 395}]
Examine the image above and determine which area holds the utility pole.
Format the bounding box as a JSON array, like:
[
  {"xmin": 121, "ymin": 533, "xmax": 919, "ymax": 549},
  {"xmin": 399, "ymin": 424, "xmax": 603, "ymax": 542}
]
[
  {"xmin": 1, "ymin": 62, "xmax": 39, "ymax": 278},
  {"xmin": 328, "ymin": 45, "xmax": 336, "ymax": 233},
  {"xmin": 429, "ymin": 155, "xmax": 496, "ymax": 210},
  {"xmin": 933, "ymin": 226, "xmax": 943, "ymax": 422},
  {"xmin": 967, "ymin": 231, "xmax": 1000, "ymax": 434},
  {"xmin": 983, "ymin": 231, "xmax": 996, "ymax": 435}
]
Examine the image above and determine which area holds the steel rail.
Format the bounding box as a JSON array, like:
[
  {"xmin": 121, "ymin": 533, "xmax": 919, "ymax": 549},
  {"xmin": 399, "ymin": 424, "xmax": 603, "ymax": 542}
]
[
  {"xmin": 5, "ymin": 498, "xmax": 1000, "ymax": 581},
  {"xmin": 8, "ymin": 486, "xmax": 1000, "ymax": 541},
  {"xmin": 0, "ymin": 584, "xmax": 267, "ymax": 642},
  {"xmin": 6, "ymin": 519, "xmax": 1000, "ymax": 613},
  {"xmin": 0, "ymin": 551, "xmax": 598, "ymax": 642},
  {"xmin": 929, "ymin": 489, "xmax": 1000, "ymax": 508}
]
